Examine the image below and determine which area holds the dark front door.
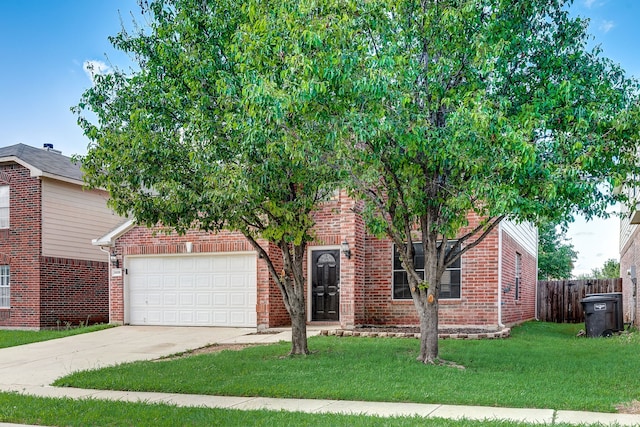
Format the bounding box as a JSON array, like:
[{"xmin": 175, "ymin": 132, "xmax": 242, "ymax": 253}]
[{"xmin": 311, "ymin": 249, "xmax": 340, "ymax": 321}]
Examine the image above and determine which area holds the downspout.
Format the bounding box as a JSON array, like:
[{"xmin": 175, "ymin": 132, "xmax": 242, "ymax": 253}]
[
  {"xmin": 535, "ymin": 225, "xmax": 539, "ymax": 321},
  {"xmin": 497, "ymin": 222, "xmax": 505, "ymax": 328},
  {"xmin": 99, "ymin": 246, "xmax": 112, "ymax": 324}
]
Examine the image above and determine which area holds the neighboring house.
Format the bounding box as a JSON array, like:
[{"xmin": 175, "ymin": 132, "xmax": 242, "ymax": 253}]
[
  {"xmin": 95, "ymin": 191, "xmax": 537, "ymax": 331},
  {"xmin": 620, "ymin": 198, "xmax": 640, "ymax": 326},
  {"xmin": 0, "ymin": 143, "xmax": 124, "ymax": 329}
]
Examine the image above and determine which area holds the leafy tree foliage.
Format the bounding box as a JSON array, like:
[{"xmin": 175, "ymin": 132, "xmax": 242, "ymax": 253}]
[
  {"xmin": 74, "ymin": 0, "xmax": 351, "ymax": 355},
  {"xmin": 538, "ymin": 223, "xmax": 578, "ymax": 280},
  {"xmin": 335, "ymin": 0, "xmax": 640, "ymax": 363},
  {"xmin": 599, "ymin": 259, "xmax": 621, "ymax": 279},
  {"xmin": 75, "ymin": 0, "xmax": 640, "ymax": 365},
  {"xmin": 576, "ymin": 258, "xmax": 620, "ymax": 280}
]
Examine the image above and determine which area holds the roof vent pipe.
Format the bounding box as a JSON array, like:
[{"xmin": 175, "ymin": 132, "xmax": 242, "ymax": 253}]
[{"xmin": 42, "ymin": 143, "xmax": 62, "ymax": 154}]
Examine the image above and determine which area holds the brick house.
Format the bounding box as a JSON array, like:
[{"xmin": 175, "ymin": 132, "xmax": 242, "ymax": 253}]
[
  {"xmin": 620, "ymin": 200, "xmax": 640, "ymax": 326},
  {"xmin": 0, "ymin": 143, "xmax": 124, "ymax": 329},
  {"xmin": 96, "ymin": 190, "xmax": 537, "ymax": 330}
]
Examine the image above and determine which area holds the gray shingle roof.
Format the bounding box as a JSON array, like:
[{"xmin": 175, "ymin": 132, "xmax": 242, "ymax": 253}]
[{"xmin": 0, "ymin": 143, "xmax": 83, "ymax": 182}]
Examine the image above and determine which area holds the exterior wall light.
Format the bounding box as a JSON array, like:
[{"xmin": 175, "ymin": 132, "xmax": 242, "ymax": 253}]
[
  {"xmin": 341, "ymin": 240, "xmax": 351, "ymax": 259},
  {"xmin": 110, "ymin": 253, "xmax": 119, "ymax": 268}
]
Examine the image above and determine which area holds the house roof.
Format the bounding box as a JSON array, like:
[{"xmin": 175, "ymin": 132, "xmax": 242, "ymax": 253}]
[
  {"xmin": 0, "ymin": 143, "xmax": 84, "ymax": 185},
  {"xmin": 92, "ymin": 219, "xmax": 135, "ymax": 247}
]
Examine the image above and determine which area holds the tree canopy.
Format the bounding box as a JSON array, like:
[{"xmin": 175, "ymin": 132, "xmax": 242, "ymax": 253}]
[
  {"xmin": 576, "ymin": 258, "xmax": 621, "ymax": 280},
  {"xmin": 75, "ymin": 0, "xmax": 352, "ymax": 355},
  {"xmin": 538, "ymin": 223, "xmax": 578, "ymax": 280},
  {"xmin": 75, "ymin": 0, "xmax": 640, "ymax": 363},
  {"xmin": 333, "ymin": 0, "xmax": 640, "ymax": 362}
]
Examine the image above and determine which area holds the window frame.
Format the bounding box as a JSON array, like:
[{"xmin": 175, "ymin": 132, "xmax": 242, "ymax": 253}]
[
  {"xmin": 392, "ymin": 241, "xmax": 461, "ymax": 300},
  {"xmin": 0, "ymin": 265, "xmax": 9, "ymax": 309},
  {"xmin": 0, "ymin": 185, "xmax": 8, "ymax": 229},
  {"xmin": 515, "ymin": 252, "xmax": 522, "ymax": 301}
]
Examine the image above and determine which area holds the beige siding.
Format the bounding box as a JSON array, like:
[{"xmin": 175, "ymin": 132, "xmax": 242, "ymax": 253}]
[
  {"xmin": 620, "ymin": 201, "xmax": 637, "ymax": 253},
  {"xmin": 501, "ymin": 219, "xmax": 537, "ymax": 258},
  {"xmin": 41, "ymin": 178, "xmax": 123, "ymax": 262}
]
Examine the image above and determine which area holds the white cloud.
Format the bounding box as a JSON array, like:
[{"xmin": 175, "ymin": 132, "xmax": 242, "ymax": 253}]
[
  {"xmin": 584, "ymin": 0, "xmax": 597, "ymax": 8},
  {"xmin": 83, "ymin": 60, "xmax": 112, "ymax": 83},
  {"xmin": 599, "ymin": 20, "xmax": 615, "ymax": 33}
]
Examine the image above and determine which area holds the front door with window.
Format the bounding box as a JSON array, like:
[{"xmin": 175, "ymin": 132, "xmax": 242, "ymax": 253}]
[{"xmin": 311, "ymin": 249, "xmax": 340, "ymax": 321}]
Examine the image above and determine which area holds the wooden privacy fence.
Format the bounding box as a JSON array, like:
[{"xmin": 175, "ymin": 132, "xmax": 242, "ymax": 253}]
[{"xmin": 537, "ymin": 278, "xmax": 622, "ymax": 323}]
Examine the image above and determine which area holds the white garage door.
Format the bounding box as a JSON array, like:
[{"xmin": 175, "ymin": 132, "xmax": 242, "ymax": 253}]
[{"xmin": 126, "ymin": 254, "xmax": 257, "ymax": 327}]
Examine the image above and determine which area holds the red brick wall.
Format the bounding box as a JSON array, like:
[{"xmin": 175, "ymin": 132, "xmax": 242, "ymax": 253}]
[
  {"xmin": 0, "ymin": 164, "xmax": 42, "ymax": 329},
  {"xmin": 499, "ymin": 231, "xmax": 537, "ymax": 326},
  {"xmin": 361, "ymin": 229, "xmax": 501, "ymax": 328},
  {"xmin": 39, "ymin": 257, "xmax": 109, "ymax": 327},
  {"xmin": 620, "ymin": 227, "xmax": 640, "ymax": 325},
  {"xmin": 109, "ymin": 193, "xmax": 537, "ymax": 331},
  {"xmin": 264, "ymin": 241, "xmax": 290, "ymax": 328}
]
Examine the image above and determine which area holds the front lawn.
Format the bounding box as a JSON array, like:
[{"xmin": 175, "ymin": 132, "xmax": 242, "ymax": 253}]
[
  {"xmin": 0, "ymin": 392, "xmax": 577, "ymax": 427},
  {"xmin": 0, "ymin": 323, "xmax": 114, "ymax": 349},
  {"xmin": 54, "ymin": 322, "xmax": 640, "ymax": 413}
]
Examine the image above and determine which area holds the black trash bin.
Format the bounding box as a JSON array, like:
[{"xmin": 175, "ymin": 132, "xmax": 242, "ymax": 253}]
[
  {"xmin": 581, "ymin": 294, "xmax": 620, "ymax": 337},
  {"xmin": 586, "ymin": 292, "xmax": 623, "ymax": 332}
]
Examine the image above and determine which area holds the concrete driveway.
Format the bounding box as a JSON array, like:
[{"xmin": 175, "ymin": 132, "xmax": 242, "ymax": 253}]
[{"xmin": 0, "ymin": 326, "xmax": 298, "ymax": 390}]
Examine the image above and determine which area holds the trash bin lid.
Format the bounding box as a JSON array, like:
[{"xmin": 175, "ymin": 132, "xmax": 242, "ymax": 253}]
[{"xmin": 581, "ymin": 295, "xmax": 617, "ymax": 303}]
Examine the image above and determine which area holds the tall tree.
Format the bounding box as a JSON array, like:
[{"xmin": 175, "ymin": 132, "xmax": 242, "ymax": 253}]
[
  {"xmin": 337, "ymin": 0, "xmax": 640, "ymax": 363},
  {"xmin": 538, "ymin": 223, "xmax": 578, "ymax": 280},
  {"xmin": 599, "ymin": 259, "xmax": 621, "ymax": 279},
  {"xmin": 577, "ymin": 258, "xmax": 621, "ymax": 280},
  {"xmin": 74, "ymin": 0, "xmax": 350, "ymax": 355}
]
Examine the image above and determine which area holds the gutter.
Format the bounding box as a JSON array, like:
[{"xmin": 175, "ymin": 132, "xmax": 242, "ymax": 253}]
[
  {"xmin": 497, "ymin": 221, "xmax": 505, "ymax": 328},
  {"xmin": 92, "ymin": 219, "xmax": 135, "ymax": 247},
  {"xmin": 535, "ymin": 226, "xmax": 539, "ymax": 321}
]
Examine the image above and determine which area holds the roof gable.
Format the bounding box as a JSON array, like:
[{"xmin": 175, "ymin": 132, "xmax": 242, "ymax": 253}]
[{"xmin": 0, "ymin": 143, "xmax": 84, "ymax": 184}]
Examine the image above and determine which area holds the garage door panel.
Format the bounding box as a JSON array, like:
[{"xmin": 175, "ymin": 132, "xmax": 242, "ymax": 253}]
[
  {"xmin": 146, "ymin": 276, "xmax": 163, "ymax": 289},
  {"xmin": 147, "ymin": 293, "xmax": 162, "ymax": 306},
  {"xmin": 230, "ymin": 293, "xmax": 247, "ymax": 306},
  {"xmin": 163, "ymin": 293, "xmax": 178, "ymax": 306},
  {"xmin": 196, "ymin": 293, "xmax": 211, "ymax": 306},
  {"xmin": 179, "ymin": 311, "xmax": 194, "ymax": 323},
  {"xmin": 213, "ymin": 312, "xmax": 228, "ymax": 324},
  {"xmin": 162, "ymin": 275, "xmax": 178, "ymax": 290},
  {"xmin": 195, "ymin": 275, "xmax": 210, "ymax": 287},
  {"xmin": 162, "ymin": 311, "xmax": 178, "ymax": 323},
  {"xmin": 146, "ymin": 310, "xmax": 163, "ymax": 324},
  {"xmin": 179, "ymin": 293, "xmax": 195, "ymax": 306},
  {"xmin": 127, "ymin": 254, "xmax": 257, "ymax": 327},
  {"xmin": 213, "ymin": 293, "xmax": 228, "ymax": 306}
]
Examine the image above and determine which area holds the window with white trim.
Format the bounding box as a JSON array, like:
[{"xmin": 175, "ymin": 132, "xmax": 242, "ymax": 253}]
[
  {"xmin": 0, "ymin": 265, "xmax": 9, "ymax": 308},
  {"xmin": 393, "ymin": 242, "xmax": 461, "ymax": 300},
  {"xmin": 515, "ymin": 252, "xmax": 522, "ymax": 300},
  {"xmin": 0, "ymin": 186, "xmax": 8, "ymax": 229}
]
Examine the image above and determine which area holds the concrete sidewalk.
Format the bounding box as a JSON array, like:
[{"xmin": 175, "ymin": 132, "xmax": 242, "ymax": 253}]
[
  {"xmin": 3, "ymin": 385, "xmax": 640, "ymax": 426},
  {"xmin": 1, "ymin": 326, "xmax": 639, "ymax": 426}
]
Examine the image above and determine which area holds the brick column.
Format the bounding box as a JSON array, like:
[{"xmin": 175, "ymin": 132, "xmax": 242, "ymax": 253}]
[{"xmin": 339, "ymin": 191, "xmax": 366, "ymax": 329}]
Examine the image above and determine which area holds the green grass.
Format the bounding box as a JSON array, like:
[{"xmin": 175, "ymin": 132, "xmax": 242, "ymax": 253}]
[
  {"xmin": 0, "ymin": 323, "xmax": 113, "ymax": 348},
  {"xmin": 54, "ymin": 321, "xmax": 640, "ymax": 413},
  {"xmin": 0, "ymin": 392, "xmax": 584, "ymax": 426}
]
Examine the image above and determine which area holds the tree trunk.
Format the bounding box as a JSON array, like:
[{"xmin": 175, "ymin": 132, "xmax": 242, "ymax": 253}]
[
  {"xmin": 242, "ymin": 236, "xmax": 310, "ymax": 355},
  {"xmin": 289, "ymin": 300, "xmax": 309, "ymax": 355},
  {"xmin": 416, "ymin": 292, "xmax": 439, "ymax": 363},
  {"xmin": 282, "ymin": 242, "xmax": 310, "ymax": 355}
]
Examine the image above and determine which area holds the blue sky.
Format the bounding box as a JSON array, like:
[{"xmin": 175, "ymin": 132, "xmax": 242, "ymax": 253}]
[{"xmin": 0, "ymin": 0, "xmax": 638, "ymax": 275}]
